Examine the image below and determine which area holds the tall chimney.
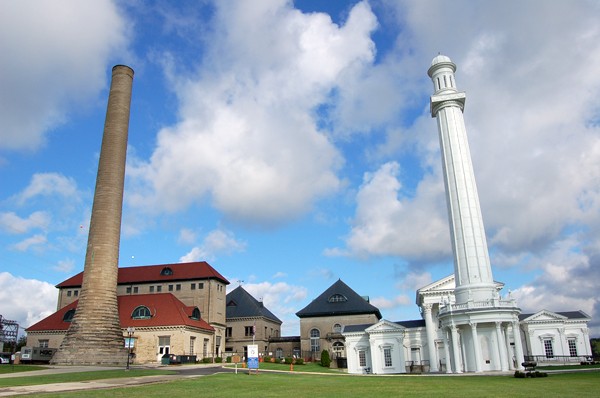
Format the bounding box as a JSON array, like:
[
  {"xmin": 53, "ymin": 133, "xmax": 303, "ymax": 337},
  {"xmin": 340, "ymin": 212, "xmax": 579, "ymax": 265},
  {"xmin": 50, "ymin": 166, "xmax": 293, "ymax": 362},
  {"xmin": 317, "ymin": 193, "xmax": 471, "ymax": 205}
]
[{"xmin": 52, "ymin": 65, "xmax": 134, "ymax": 365}]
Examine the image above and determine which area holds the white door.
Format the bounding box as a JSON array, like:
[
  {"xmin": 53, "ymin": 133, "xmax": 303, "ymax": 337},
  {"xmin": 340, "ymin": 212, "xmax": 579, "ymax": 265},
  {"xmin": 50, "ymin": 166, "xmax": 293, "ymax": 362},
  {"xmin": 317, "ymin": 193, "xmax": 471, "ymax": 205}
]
[{"xmin": 158, "ymin": 336, "xmax": 171, "ymax": 362}]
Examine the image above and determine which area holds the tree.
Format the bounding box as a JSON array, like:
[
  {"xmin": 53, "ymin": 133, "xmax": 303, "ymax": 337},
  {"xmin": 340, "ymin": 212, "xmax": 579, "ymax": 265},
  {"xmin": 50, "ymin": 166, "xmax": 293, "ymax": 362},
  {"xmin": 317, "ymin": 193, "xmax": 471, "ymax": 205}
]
[
  {"xmin": 591, "ymin": 338, "xmax": 600, "ymax": 358},
  {"xmin": 320, "ymin": 349, "xmax": 331, "ymax": 368}
]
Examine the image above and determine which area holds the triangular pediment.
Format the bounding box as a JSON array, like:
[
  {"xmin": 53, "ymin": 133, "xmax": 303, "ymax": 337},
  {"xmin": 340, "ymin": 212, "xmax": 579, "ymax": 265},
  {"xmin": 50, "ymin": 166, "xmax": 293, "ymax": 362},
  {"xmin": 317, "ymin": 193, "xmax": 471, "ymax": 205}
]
[
  {"xmin": 418, "ymin": 275, "xmax": 455, "ymax": 294},
  {"xmin": 521, "ymin": 310, "xmax": 567, "ymax": 322},
  {"xmin": 365, "ymin": 319, "xmax": 405, "ymax": 333}
]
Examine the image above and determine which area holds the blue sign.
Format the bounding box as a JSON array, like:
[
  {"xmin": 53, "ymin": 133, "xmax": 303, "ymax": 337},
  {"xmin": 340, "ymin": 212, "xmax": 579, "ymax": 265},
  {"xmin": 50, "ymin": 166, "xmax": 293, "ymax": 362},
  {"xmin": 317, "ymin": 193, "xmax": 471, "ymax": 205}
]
[{"xmin": 248, "ymin": 356, "xmax": 259, "ymax": 369}]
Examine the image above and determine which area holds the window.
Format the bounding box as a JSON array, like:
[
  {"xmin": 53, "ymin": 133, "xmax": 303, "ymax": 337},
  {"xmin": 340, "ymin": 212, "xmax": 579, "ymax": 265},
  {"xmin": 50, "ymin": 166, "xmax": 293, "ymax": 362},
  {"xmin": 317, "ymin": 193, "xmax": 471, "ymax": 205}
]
[
  {"xmin": 199, "ymin": 282, "xmax": 204, "ymax": 289},
  {"xmin": 276, "ymin": 348, "xmax": 284, "ymax": 358},
  {"xmin": 191, "ymin": 307, "xmax": 201, "ymax": 320},
  {"xmin": 333, "ymin": 324, "xmax": 342, "ymax": 333},
  {"xmin": 168, "ymin": 285, "xmax": 174, "ymax": 291},
  {"xmin": 310, "ymin": 329, "xmax": 320, "ymax": 352},
  {"xmin": 132, "ymin": 306, "xmax": 152, "ymax": 319},
  {"xmin": 176, "ymin": 284, "xmax": 181, "ymax": 291},
  {"xmin": 328, "ymin": 294, "xmax": 347, "ymax": 303},
  {"xmin": 67, "ymin": 291, "xmax": 72, "ymax": 297},
  {"xmin": 191, "ymin": 283, "xmax": 196, "ymax": 290},
  {"xmin": 383, "ymin": 347, "xmax": 393, "ymax": 367},
  {"xmin": 38, "ymin": 340, "xmax": 49, "ymax": 348},
  {"xmin": 157, "ymin": 286, "xmax": 162, "ymax": 292},
  {"xmin": 160, "ymin": 267, "xmax": 173, "ymax": 276},
  {"xmin": 133, "ymin": 286, "xmax": 138, "ymax": 294},
  {"xmin": 543, "ymin": 339, "xmax": 554, "ymax": 358},
  {"xmin": 245, "ymin": 326, "xmax": 254, "ymax": 336},
  {"xmin": 190, "ymin": 337, "xmax": 196, "ymax": 356},
  {"xmin": 568, "ymin": 339, "xmax": 577, "ymax": 357},
  {"xmin": 203, "ymin": 339, "xmax": 208, "ymax": 357},
  {"xmin": 265, "ymin": 326, "xmax": 268, "ymax": 337},
  {"xmin": 225, "ymin": 327, "xmax": 232, "ymax": 338},
  {"xmin": 63, "ymin": 309, "xmax": 76, "ymax": 322},
  {"xmin": 74, "ymin": 290, "xmax": 78, "ymax": 296},
  {"xmin": 149, "ymin": 286, "xmax": 154, "ymax": 293},
  {"xmin": 333, "ymin": 342, "xmax": 345, "ymax": 357},
  {"xmin": 126, "ymin": 287, "xmax": 132, "ymax": 294},
  {"xmin": 359, "ymin": 350, "xmax": 367, "ymax": 367}
]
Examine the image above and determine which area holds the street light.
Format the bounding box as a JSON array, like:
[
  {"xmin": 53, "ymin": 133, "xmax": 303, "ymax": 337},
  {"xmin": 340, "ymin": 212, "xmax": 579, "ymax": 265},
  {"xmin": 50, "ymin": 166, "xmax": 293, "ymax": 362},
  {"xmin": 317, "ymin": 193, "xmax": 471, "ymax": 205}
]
[{"xmin": 126, "ymin": 327, "xmax": 135, "ymax": 370}]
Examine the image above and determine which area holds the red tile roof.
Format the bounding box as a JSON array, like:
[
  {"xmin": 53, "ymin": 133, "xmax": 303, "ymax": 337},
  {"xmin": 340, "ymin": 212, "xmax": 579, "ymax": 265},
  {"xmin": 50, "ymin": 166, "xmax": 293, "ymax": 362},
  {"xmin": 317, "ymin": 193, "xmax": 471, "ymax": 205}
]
[
  {"xmin": 26, "ymin": 293, "xmax": 214, "ymax": 332},
  {"xmin": 56, "ymin": 261, "xmax": 229, "ymax": 288}
]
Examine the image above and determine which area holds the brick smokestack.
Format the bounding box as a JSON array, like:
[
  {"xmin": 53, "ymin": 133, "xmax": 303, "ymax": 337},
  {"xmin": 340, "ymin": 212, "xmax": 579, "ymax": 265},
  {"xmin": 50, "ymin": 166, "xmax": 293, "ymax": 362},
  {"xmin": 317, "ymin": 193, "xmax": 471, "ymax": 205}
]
[{"xmin": 52, "ymin": 65, "xmax": 134, "ymax": 365}]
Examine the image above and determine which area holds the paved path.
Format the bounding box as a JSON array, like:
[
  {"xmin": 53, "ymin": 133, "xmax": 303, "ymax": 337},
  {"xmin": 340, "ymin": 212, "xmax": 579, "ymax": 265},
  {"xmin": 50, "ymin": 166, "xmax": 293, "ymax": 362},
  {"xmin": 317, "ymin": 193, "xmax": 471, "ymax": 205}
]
[{"xmin": 0, "ymin": 364, "xmax": 233, "ymax": 396}]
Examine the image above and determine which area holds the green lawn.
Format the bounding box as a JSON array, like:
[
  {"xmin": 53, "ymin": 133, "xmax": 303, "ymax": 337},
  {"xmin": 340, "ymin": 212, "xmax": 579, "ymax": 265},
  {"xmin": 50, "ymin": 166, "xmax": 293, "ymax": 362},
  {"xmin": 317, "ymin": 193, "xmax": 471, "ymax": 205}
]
[
  {"xmin": 0, "ymin": 364, "xmax": 47, "ymax": 374},
  {"xmin": 226, "ymin": 361, "xmax": 343, "ymax": 373},
  {"xmin": 24, "ymin": 370, "xmax": 600, "ymax": 398}
]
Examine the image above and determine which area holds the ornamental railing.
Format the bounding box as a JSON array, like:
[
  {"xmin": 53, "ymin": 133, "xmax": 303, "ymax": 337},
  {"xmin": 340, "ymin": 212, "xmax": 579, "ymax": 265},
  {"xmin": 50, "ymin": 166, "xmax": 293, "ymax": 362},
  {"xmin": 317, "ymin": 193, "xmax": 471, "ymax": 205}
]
[{"xmin": 439, "ymin": 298, "xmax": 518, "ymax": 315}]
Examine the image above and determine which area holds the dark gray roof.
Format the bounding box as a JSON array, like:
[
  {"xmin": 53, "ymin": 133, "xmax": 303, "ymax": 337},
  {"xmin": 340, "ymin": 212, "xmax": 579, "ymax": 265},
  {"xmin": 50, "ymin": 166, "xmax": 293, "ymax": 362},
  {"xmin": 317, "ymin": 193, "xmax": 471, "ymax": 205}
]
[
  {"xmin": 342, "ymin": 323, "xmax": 371, "ymax": 333},
  {"xmin": 519, "ymin": 310, "xmax": 590, "ymax": 321},
  {"xmin": 395, "ymin": 319, "xmax": 426, "ymax": 328},
  {"xmin": 295, "ymin": 279, "xmax": 382, "ymax": 319},
  {"xmin": 226, "ymin": 286, "xmax": 282, "ymax": 324}
]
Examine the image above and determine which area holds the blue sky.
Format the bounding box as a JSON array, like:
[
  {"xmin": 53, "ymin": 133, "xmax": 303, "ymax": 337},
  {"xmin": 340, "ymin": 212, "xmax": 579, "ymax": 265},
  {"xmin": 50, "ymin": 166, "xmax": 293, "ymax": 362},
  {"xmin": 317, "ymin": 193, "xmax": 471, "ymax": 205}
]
[{"xmin": 1, "ymin": 0, "xmax": 600, "ymax": 337}]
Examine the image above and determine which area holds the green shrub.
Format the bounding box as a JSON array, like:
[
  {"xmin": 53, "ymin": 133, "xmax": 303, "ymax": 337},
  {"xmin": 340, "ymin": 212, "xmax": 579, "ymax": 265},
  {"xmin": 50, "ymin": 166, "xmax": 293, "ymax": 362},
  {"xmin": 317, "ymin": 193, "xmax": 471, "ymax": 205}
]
[
  {"xmin": 215, "ymin": 357, "xmax": 223, "ymax": 363},
  {"xmin": 202, "ymin": 357, "xmax": 212, "ymax": 363},
  {"xmin": 284, "ymin": 357, "xmax": 293, "ymax": 364},
  {"xmin": 263, "ymin": 356, "xmax": 271, "ymax": 362},
  {"xmin": 514, "ymin": 371, "xmax": 526, "ymax": 378},
  {"xmin": 295, "ymin": 358, "xmax": 304, "ymax": 365},
  {"xmin": 320, "ymin": 350, "xmax": 331, "ymax": 368},
  {"xmin": 226, "ymin": 356, "xmax": 232, "ymax": 363}
]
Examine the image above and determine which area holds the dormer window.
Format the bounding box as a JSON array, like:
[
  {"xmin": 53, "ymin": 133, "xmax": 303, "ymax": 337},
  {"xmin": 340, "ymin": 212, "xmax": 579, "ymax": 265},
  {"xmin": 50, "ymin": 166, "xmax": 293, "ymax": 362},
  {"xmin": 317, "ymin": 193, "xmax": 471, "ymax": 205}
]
[
  {"xmin": 160, "ymin": 267, "xmax": 173, "ymax": 276},
  {"xmin": 132, "ymin": 305, "xmax": 152, "ymax": 319},
  {"xmin": 191, "ymin": 307, "xmax": 201, "ymax": 320},
  {"xmin": 227, "ymin": 300, "xmax": 237, "ymax": 307},
  {"xmin": 328, "ymin": 294, "xmax": 347, "ymax": 303},
  {"xmin": 63, "ymin": 309, "xmax": 76, "ymax": 322}
]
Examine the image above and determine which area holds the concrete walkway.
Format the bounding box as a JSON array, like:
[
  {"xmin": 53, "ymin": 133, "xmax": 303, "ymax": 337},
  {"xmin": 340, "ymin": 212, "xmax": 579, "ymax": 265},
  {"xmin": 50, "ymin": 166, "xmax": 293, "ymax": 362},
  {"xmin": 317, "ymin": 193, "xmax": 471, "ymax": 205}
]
[{"xmin": 0, "ymin": 363, "xmax": 228, "ymax": 396}]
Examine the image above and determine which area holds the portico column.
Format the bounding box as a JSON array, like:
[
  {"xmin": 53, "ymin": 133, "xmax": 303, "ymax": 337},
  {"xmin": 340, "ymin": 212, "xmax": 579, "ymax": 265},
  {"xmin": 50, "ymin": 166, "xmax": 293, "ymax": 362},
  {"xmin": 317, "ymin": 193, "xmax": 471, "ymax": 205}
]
[
  {"xmin": 495, "ymin": 322, "xmax": 508, "ymax": 371},
  {"xmin": 422, "ymin": 304, "xmax": 439, "ymax": 372},
  {"xmin": 443, "ymin": 328, "xmax": 453, "ymax": 373},
  {"xmin": 470, "ymin": 322, "xmax": 483, "ymax": 372},
  {"xmin": 451, "ymin": 325, "xmax": 463, "ymax": 373},
  {"xmin": 504, "ymin": 325, "xmax": 514, "ymax": 370},
  {"xmin": 512, "ymin": 321, "xmax": 525, "ymax": 370}
]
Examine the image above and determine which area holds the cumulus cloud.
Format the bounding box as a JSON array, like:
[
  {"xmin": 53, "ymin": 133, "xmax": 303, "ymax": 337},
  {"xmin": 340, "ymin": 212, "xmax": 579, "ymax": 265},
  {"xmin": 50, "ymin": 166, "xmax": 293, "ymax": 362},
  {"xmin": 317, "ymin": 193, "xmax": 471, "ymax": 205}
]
[
  {"xmin": 0, "ymin": 0, "xmax": 129, "ymax": 151},
  {"xmin": 0, "ymin": 211, "xmax": 50, "ymax": 235},
  {"xmin": 16, "ymin": 173, "xmax": 80, "ymax": 204},
  {"xmin": 330, "ymin": 161, "xmax": 450, "ymax": 261},
  {"xmin": 10, "ymin": 234, "xmax": 47, "ymax": 252},
  {"xmin": 0, "ymin": 272, "xmax": 57, "ymax": 329},
  {"xmin": 127, "ymin": 1, "xmax": 377, "ymax": 225},
  {"xmin": 179, "ymin": 228, "xmax": 246, "ymax": 262},
  {"xmin": 242, "ymin": 281, "xmax": 308, "ymax": 336}
]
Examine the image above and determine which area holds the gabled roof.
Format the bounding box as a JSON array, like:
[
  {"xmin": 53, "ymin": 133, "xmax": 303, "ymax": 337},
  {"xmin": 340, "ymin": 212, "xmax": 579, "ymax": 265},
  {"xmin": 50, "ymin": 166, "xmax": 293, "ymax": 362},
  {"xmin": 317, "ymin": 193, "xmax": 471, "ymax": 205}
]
[
  {"xmin": 296, "ymin": 279, "xmax": 382, "ymax": 319},
  {"xmin": 519, "ymin": 310, "xmax": 591, "ymax": 322},
  {"xmin": 226, "ymin": 286, "xmax": 282, "ymax": 324},
  {"xmin": 26, "ymin": 293, "xmax": 214, "ymax": 332},
  {"xmin": 56, "ymin": 261, "xmax": 229, "ymax": 288}
]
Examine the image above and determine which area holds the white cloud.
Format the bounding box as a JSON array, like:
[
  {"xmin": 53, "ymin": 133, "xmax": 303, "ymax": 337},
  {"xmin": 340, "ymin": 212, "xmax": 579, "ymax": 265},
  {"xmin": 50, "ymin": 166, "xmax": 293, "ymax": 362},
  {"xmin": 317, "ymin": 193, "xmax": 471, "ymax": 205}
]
[
  {"xmin": 53, "ymin": 259, "xmax": 76, "ymax": 273},
  {"xmin": 0, "ymin": 211, "xmax": 50, "ymax": 234},
  {"xmin": 127, "ymin": 1, "xmax": 378, "ymax": 225},
  {"xmin": 0, "ymin": 272, "xmax": 56, "ymax": 329},
  {"xmin": 178, "ymin": 228, "xmax": 197, "ymax": 245},
  {"xmin": 10, "ymin": 234, "xmax": 47, "ymax": 252},
  {"xmin": 242, "ymin": 281, "xmax": 308, "ymax": 336},
  {"xmin": 16, "ymin": 173, "xmax": 80, "ymax": 204},
  {"xmin": 333, "ymin": 161, "xmax": 450, "ymax": 260},
  {"xmin": 180, "ymin": 228, "xmax": 246, "ymax": 262},
  {"xmin": 0, "ymin": 0, "xmax": 129, "ymax": 151},
  {"xmin": 371, "ymin": 294, "xmax": 411, "ymax": 310}
]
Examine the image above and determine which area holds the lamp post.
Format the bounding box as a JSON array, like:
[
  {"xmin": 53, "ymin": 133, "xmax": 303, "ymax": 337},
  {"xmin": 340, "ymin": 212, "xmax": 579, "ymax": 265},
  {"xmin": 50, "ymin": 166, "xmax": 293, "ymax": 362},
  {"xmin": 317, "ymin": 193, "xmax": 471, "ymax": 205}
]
[{"xmin": 126, "ymin": 327, "xmax": 135, "ymax": 370}]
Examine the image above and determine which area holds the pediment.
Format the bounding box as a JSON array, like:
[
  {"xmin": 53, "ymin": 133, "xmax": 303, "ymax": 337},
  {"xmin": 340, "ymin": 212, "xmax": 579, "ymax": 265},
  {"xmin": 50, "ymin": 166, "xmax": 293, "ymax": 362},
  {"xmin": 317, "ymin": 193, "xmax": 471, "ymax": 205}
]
[
  {"xmin": 417, "ymin": 275, "xmax": 455, "ymax": 294},
  {"xmin": 522, "ymin": 310, "xmax": 567, "ymax": 322},
  {"xmin": 365, "ymin": 319, "xmax": 405, "ymax": 333}
]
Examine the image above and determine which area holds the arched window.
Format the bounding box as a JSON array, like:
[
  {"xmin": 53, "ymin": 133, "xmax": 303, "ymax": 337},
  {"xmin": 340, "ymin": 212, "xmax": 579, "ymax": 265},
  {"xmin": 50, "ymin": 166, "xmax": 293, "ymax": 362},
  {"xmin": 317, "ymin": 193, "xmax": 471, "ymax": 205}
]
[
  {"xmin": 160, "ymin": 267, "xmax": 173, "ymax": 276},
  {"xmin": 131, "ymin": 305, "xmax": 152, "ymax": 319},
  {"xmin": 328, "ymin": 294, "xmax": 347, "ymax": 303},
  {"xmin": 333, "ymin": 324, "xmax": 342, "ymax": 333},
  {"xmin": 191, "ymin": 307, "xmax": 201, "ymax": 320},
  {"xmin": 310, "ymin": 328, "xmax": 320, "ymax": 352},
  {"xmin": 276, "ymin": 348, "xmax": 284, "ymax": 359},
  {"xmin": 63, "ymin": 309, "xmax": 75, "ymax": 322}
]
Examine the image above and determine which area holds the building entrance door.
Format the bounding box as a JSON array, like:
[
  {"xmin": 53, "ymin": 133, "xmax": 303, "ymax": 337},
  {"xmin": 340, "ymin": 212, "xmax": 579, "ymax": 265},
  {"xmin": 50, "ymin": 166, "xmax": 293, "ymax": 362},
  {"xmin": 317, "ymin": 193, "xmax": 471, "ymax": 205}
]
[{"xmin": 158, "ymin": 336, "xmax": 171, "ymax": 362}]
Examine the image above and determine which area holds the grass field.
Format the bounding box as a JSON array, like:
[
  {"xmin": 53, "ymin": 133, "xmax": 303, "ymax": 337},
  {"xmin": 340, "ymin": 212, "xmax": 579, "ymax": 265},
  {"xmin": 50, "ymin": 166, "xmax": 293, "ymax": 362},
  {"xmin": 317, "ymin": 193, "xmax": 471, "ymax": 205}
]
[
  {"xmin": 2, "ymin": 369, "xmax": 597, "ymax": 398},
  {"xmin": 47, "ymin": 372, "xmax": 600, "ymax": 398}
]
